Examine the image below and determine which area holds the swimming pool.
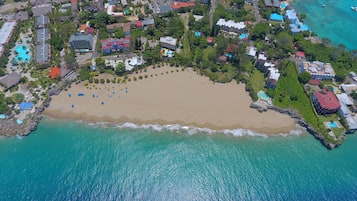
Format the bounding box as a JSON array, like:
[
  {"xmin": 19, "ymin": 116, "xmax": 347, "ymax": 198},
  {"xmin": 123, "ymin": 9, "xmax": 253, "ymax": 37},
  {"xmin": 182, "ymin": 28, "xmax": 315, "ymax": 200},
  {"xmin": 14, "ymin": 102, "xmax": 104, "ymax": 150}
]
[
  {"xmin": 258, "ymin": 91, "xmax": 270, "ymax": 100},
  {"xmin": 14, "ymin": 45, "xmax": 31, "ymax": 63},
  {"xmin": 239, "ymin": 33, "xmax": 248, "ymax": 40},
  {"xmin": 328, "ymin": 121, "xmax": 338, "ymax": 128}
]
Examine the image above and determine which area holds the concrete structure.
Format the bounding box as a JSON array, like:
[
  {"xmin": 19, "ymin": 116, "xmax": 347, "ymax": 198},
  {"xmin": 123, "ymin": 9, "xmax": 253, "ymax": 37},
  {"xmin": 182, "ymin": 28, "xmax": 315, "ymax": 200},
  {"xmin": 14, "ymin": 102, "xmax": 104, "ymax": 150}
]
[
  {"xmin": 216, "ymin": 18, "xmax": 246, "ymax": 34},
  {"xmin": 341, "ymin": 84, "xmax": 357, "ymax": 95},
  {"xmin": 247, "ymin": 46, "xmax": 257, "ymax": 57},
  {"xmin": 285, "ymin": 9, "xmax": 309, "ymax": 33},
  {"xmin": 32, "ymin": 4, "xmax": 52, "ymax": 16},
  {"xmin": 312, "ymin": 89, "xmax": 340, "ymax": 115},
  {"xmin": 300, "ymin": 61, "xmax": 335, "ymax": 80},
  {"xmin": 336, "ymin": 93, "xmax": 353, "ymax": 106},
  {"xmin": 159, "ymin": 36, "xmax": 177, "ymax": 50},
  {"xmin": 69, "ymin": 34, "xmax": 93, "ymax": 51}
]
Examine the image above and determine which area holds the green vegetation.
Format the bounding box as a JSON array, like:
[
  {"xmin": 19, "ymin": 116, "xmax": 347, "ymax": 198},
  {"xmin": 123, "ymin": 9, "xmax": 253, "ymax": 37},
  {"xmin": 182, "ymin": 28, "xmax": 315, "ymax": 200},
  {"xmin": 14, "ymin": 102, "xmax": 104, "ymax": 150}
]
[{"xmin": 246, "ymin": 69, "xmax": 265, "ymax": 101}]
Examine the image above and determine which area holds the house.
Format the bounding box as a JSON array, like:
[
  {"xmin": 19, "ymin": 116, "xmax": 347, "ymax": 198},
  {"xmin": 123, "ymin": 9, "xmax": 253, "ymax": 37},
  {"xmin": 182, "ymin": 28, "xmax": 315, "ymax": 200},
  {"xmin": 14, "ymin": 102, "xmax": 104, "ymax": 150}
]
[
  {"xmin": 247, "ymin": 46, "xmax": 257, "ymax": 57},
  {"xmin": 295, "ymin": 51, "xmax": 305, "ymax": 59},
  {"xmin": 106, "ymin": 22, "xmax": 131, "ymax": 35},
  {"xmin": 49, "ymin": 66, "xmax": 61, "ymax": 79},
  {"xmin": 101, "ymin": 37, "xmax": 131, "ymax": 55},
  {"xmin": 216, "ymin": 18, "xmax": 246, "ymax": 34},
  {"xmin": 218, "ymin": 55, "xmax": 227, "ymax": 62},
  {"xmin": 0, "ymin": 72, "xmax": 21, "ymax": 90},
  {"xmin": 36, "ymin": 28, "xmax": 49, "ymax": 44},
  {"xmin": 36, "ymin": 15, "xmax": 49, "ymax": 28},
  {"xmin": 300, "ymin": 61, "xmax": 335, "ymax": 80},
  {"xmin": 264, "ymin": 0, "xmax": 280, "ymax": 7},
  {"xmin": 170, "ymin": 2, "xmax": 196, "ymax": 10},
  {"xmin": 160, "ymin": 36, "xmax": 177, "ymax": 50},
  {"xmin": 142, "ymin": 18, "xmax": 155, "ymax": 27},
  {"xmin": 312, "ymin": 89, "xmax": 340, "ymax": 115},
  {"xmin": 35, "ymin": 43, "xmax": 50, "ymax": 64},
  {"xmin": 78, "ymin": 23, "xmax": 87, "ymax": 33},
  {"xmin": 105, "ymin": 3, "xmax": 124, "ymax": 17},
  {"xmin": 69, "ymin": 34, "xmax": 93, "ymax": 51},
  {"xmin": 265, "ymin": 67, "xmax": 280, "ymax": 89},
  {"xmin": 32, "ymin": 4, "xmax": 52, "ymax": 16},
  {"xmin": 336, "ymin": 93, "xmax": 353, "ymax": 106},
  {"xmin": 308, "ymin": 79, "xmax": 320, "ymax": 86},
  {"xmin": 270, "ymin": 13, "xmax": 283, "ymax": 22},
  {"xmin": 135, "ymin": 20, "xmax": 143, "ymax": 28},
  {"xmin": 341, "ymin": 84, "xmax": 357, "ymax": 95}
]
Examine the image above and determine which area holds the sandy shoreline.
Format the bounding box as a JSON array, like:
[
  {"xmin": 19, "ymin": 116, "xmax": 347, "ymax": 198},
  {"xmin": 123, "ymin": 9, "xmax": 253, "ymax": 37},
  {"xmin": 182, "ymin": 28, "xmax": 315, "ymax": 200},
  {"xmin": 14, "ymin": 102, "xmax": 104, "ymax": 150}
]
[{"xmin": 44, "ymin": 66, "xmax": 298, "ymax": 134}]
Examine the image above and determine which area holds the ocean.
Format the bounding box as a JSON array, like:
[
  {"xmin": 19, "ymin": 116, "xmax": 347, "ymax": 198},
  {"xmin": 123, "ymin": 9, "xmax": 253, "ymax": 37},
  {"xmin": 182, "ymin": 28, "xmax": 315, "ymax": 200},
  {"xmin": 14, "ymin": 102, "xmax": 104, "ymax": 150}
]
[
  {"xmin": 0, "ymin": 119, "xmax": 357, "ymax": 200},
  {"xmin": 293, "ymin": 0, "xmax": 357, "ymax": 50}
]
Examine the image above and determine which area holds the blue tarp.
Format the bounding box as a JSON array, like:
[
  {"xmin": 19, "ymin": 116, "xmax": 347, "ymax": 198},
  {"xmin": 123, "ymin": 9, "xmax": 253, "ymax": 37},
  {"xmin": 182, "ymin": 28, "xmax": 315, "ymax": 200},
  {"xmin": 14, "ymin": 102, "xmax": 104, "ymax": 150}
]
[
  {"xmin": 0, "ymin": 114, "xmax": 5, "ymax": 119},
  {"xmin": 195, "ymin": 32, "xmax": 201, "ymax": 37},
  {"xmin": 270, "ymin": 13, "xmax": 283, "ymax": 21},
  {"xmin": 19, "ymin": 102, "xmax": 33, "ymax": 110},
  {"xmin": 78, "ymin": 92, "xmax": 85, "ymax": 96}
]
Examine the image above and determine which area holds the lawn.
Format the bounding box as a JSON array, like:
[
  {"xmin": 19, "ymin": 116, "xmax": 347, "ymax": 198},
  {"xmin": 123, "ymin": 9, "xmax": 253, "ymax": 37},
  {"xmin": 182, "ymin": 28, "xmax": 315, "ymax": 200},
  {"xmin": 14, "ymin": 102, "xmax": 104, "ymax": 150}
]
[
  {"xmin": 249, "ymin": 68, "xmax": 265, "ymax": 94},
  {"xmin": 272, "ymin": 61, "xmax": 319, "ymax": 129}
]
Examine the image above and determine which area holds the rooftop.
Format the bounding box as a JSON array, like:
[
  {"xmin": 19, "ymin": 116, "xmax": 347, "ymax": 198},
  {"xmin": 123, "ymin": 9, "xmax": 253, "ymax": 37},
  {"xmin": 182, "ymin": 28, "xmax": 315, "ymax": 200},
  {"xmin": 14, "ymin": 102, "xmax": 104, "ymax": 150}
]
[
  {"xmin": 216, "ymin": 18, "xmax": 246, "ymax": 30},
  {"xmin": 0, "ymin": 21, "xmax": 16, "ymax": 45},
  {"xmin": 49, "ymin": 66, "xmax": 61, "ymax": 79},
  {"xmin": 171, "ymin": 2, "xmax": 196, "ymax": 9},
  {"xmin": 160, "ymin": 36, "xmax": 177, "ymax": 46},
  {"xmin": 35, "ymin": 43, "xmax": 49, "ymax": 64},
  {"xmin": 314, "ymin": 89, "xmax": 340, "ymax": 110},
  {"xmin": 32, "ymin": 4, "xmax": 52, "ymax": 16},
  {"xmin": 0, "ymin": 72, "xmax": 21, "ymax": 89}
]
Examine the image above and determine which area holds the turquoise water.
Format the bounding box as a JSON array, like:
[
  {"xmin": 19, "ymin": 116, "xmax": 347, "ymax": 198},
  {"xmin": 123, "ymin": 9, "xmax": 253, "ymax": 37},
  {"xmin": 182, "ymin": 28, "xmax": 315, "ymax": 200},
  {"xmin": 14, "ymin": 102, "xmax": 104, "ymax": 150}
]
[
  {"xmin": 293, "ymin": 0, "xmax": 357, "ymax": 50},
  {"xmin": 258, "ymin": 90, "xmax": 270, "ymax": 100},
  {"xmin": 1, "ymin": 119, "xmax": 357, "ymax": 200},
  {"xmin": 14, "ymin": 45, "xmax": 31, "ymax": 63},
  {"xmin": 239, "ymin": 33, "xmax": 248, "ymax": 39},
  {"xmin": 328, "ymin": 121, "xmax": 338, "ymax": 128}
]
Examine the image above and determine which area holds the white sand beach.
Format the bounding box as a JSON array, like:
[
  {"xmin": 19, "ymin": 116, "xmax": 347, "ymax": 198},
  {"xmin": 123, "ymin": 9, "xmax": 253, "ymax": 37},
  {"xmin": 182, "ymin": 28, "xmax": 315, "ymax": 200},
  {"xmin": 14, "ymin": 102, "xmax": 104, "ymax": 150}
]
[{"xmin": 44, "ymin": 66, "xmax": 297, "ymax": 134}]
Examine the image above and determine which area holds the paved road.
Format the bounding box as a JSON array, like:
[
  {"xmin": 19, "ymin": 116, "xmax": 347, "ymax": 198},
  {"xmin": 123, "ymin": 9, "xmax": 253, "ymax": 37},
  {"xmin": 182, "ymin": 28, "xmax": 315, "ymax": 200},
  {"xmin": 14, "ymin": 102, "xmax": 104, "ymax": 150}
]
[
  {"xmin": 0, "ymin": 2, "xmax": 27, "ymax": 14},
  {"xmin": 209, "ymin": 0, "xmax": 217, "ymax": 28},
  {"xmin": 252, "ymin": 0, "xmax": 261, "ymax": 23}
]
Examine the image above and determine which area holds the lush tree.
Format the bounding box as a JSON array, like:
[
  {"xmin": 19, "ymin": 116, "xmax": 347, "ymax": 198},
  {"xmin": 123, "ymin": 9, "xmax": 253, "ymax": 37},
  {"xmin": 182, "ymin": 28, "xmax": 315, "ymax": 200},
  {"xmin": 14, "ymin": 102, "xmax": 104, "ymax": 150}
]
[
  {"xmin": 298, "ymin": 71, "xmax": 311, "ymax": 84},
  {"xmin": 50, "ymin": 33, "xmax": 64, "ymax": 51},
  {"xmin": 114, "ymin": 28, "xmax": 125, "ymax": 38},
  {"xmin": 115, "ymin": 62, "xmax": 126, "ymax": 76},
  {"xmin": 95, "ymin": 11, "xmax": 109, "ymax": 29},
  {"xmin": 12, "ymin": 93, "xmax": 25, "ymax": 104},
  {"xmin": 79, "ymin": 65, "xmax": 90, "ymax": 81},
  {"xmin": 251, "ymin": 23, "xmax": 267, "ymax": 40},
  {"xmin": 64, "ymin": 54, "xmax": 78, "ymax": 70}
]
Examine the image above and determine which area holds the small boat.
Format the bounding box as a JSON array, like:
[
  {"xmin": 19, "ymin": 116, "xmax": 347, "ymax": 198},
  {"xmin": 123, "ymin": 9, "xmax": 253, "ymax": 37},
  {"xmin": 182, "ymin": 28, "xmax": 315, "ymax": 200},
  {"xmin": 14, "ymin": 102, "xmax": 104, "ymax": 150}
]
[
  {"xmin": 322, "ymin": 4, "xmax": 326, "ymax": 7},
  {"xmin": 352, "ymin": 6, "xmax": 357, "ymax": 12}
]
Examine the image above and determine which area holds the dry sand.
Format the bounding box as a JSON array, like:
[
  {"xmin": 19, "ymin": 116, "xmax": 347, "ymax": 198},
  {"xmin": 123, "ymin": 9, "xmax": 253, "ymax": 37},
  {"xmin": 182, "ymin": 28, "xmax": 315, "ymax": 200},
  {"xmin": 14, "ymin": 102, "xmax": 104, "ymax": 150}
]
[{"xmin": 44, "ymin": 66, "xmax": 297, "ymax": 134}]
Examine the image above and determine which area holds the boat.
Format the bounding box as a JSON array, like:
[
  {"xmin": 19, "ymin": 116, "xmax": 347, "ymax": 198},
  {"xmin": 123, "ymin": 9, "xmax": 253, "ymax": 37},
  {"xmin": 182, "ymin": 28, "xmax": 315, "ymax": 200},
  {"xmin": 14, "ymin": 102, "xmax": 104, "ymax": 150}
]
[
  {"xmin": 352, "ymin": 6, "xmax": 357, "ymax": 12},
  {"xmin": 322, "ymin": 4, "xmax": 326, "ymax": 7}
]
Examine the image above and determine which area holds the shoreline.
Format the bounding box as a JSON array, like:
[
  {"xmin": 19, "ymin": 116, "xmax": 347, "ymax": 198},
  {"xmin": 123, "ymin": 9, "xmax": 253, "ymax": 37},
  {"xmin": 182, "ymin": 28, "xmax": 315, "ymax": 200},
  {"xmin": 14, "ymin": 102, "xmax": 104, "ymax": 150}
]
[{"xmin": 44, "ymin": 66, "xmax": 298, "ymax": 135}]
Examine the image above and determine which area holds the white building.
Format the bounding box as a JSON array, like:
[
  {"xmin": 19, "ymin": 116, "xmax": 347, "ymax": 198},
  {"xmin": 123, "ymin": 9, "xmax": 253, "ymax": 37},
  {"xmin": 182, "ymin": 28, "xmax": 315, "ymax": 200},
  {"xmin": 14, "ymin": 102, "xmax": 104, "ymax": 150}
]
[
  {"xmin": 300, "ymin": 61, "xmax": 335, "ymax": 80},
  {"xmin": 216, "ymin": 18, "xmax": 246, "ymax": 34},
  {"xmin": 159, "ymin": 36, "xmax": 177, "ymax": 51}
]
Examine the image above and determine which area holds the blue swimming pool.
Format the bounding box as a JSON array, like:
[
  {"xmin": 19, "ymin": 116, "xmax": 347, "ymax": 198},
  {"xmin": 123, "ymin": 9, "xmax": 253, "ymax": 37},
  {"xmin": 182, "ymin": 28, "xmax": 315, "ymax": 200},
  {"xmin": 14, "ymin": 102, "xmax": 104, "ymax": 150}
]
[
  {"xmin": 328, "ymin": 122, "xmax": 338, "ymax": 128},
  {"xmin": 239, "ymin": 33, "xmax": 248, "ymax": 39},
  {"xmin": 258, "ymin": 91, "xmax": 270, "ymax": 100},
  {"xmin": 14, "ymin": 45, "xmax": 31, "ymax": 63}
]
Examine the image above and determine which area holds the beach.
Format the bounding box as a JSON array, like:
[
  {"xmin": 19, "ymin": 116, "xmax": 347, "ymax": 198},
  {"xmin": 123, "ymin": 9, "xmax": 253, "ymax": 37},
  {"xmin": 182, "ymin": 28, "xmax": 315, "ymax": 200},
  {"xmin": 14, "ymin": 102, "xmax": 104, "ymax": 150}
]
[{"xmin": 44, "ymin": 66, "xmax": 297, "ymax": 134}]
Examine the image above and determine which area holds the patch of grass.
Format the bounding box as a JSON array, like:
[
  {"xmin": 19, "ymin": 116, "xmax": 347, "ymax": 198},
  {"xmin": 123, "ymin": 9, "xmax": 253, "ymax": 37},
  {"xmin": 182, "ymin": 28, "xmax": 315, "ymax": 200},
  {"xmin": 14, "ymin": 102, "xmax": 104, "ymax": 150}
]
[
  {"xmin": 249, "ymin": 68, "xmax": 265, "ymax": 94},
  {"xmin": 202, "ymin": 47, "xmax": 215, "ymax": 61}
]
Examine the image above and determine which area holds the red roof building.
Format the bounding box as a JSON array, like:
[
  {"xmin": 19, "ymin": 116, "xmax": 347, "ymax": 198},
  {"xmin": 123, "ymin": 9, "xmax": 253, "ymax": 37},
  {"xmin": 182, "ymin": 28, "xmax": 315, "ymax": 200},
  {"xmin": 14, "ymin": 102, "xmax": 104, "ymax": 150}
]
[
  {"xmin": 49, "ymin": 67, "xmax": 61, "ymax": 79},
  {"xmin": 219, "ymin": 55, "xmax": 227, "ymax": 62},
  {"xmin": 312, "ymin": 89, "xmax": 340, "ymax": 115},
  {"xmin": 206, "ymin": 37, "xmax": 214, "ymax": 44},
  {"xmin": 135, "ymin": 21, "xmax": 143, "ymax": 27},
  {"xmin": 309, "ymin": 79, "xmax": 320, "ymax": 85},
  {"xmin": 295, "ymin": 51, "xmax": 305, "ymax": 59},
  {"xmin": 171, "ymin": 2, "xmax": 196, "ymax": 10},
  {"xmin": 86, "ymin": 27, "xmax": 95, "ymax": 34},
  {"xmin": 225, "ymin": 44, "xmax": 237, "ymax": 54}
]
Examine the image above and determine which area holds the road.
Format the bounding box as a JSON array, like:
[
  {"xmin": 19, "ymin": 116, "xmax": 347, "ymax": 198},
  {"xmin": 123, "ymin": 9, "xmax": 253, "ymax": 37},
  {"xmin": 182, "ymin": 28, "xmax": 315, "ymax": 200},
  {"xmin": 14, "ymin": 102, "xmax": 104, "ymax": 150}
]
[
  {"xmin": 209, "ymin": 0, "xmax": 217, "ymax": 28},
  {"xmin": 0, "ymin": 2, "xmax": 27, "ymax": 14},
  {"xmin": 252, "ymin": 0, "xmax": 261, "ymax": 23}
]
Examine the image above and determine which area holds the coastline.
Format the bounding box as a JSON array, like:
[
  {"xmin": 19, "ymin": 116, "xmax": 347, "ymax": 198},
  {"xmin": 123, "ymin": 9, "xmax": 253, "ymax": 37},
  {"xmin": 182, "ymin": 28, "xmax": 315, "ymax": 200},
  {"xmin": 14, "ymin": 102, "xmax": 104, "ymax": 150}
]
[{"xmin": 44, "ymin": 66, "xmax": 298, "ymax": 135}]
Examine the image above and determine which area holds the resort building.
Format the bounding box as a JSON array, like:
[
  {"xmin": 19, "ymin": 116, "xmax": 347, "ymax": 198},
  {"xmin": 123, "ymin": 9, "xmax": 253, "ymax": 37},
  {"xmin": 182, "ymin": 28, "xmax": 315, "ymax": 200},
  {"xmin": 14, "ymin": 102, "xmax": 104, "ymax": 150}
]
[
  {"xmin": 36, "ymin": 15, "xmax": 49, "ymax": 28},
  {"xmin": 36, "ymin": 28, "xmax": 49, "ymax": 44},
  {"xmin": 295, "ymin": 51, "xmax": 306, "ymax": 60},
  {"xmin": 300, "ymin": 61, "xmax": 335, "ymax": 80},
  {"xmin": 35, "ymin": 43, "xmax": 50, "ymax": 64},
  {"xmin": 312, "ymin": 89, "xmax": 340, "ymax": 115},
  {"xmin": 69, "ymin": 34, "xmax": 93, "ymax": 52},
  {"xmin": 15, "ymin": 11, "xmax": 29, "ymax": 21},
  {"xmin": 265, "ymin": 67, "xmax": 280, "ymax": 89},
  {"xmin": 160, "ymin": 36, "xmax": 177, "ymax": 50},
  {"xmin": 216, "ymin": 18, "xmax": 246, "ymax": 34},
  {"xmin": 285, "ymin": 9, "xmax": 309, "ymax": 33},
  {"xmin": 101, "ymin": 37, "xmax": 131, "ymax": 55},
  {"xmin": 0, "ymin": 20, "xmax": 16, "ymax": 58},
  {"xmin": 0, "ymin": 72, "xmax": 21, "ymax": 90},
  {"xmin": 341, "ymin": 84, "xmax": 357, "ymax": 95}
]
